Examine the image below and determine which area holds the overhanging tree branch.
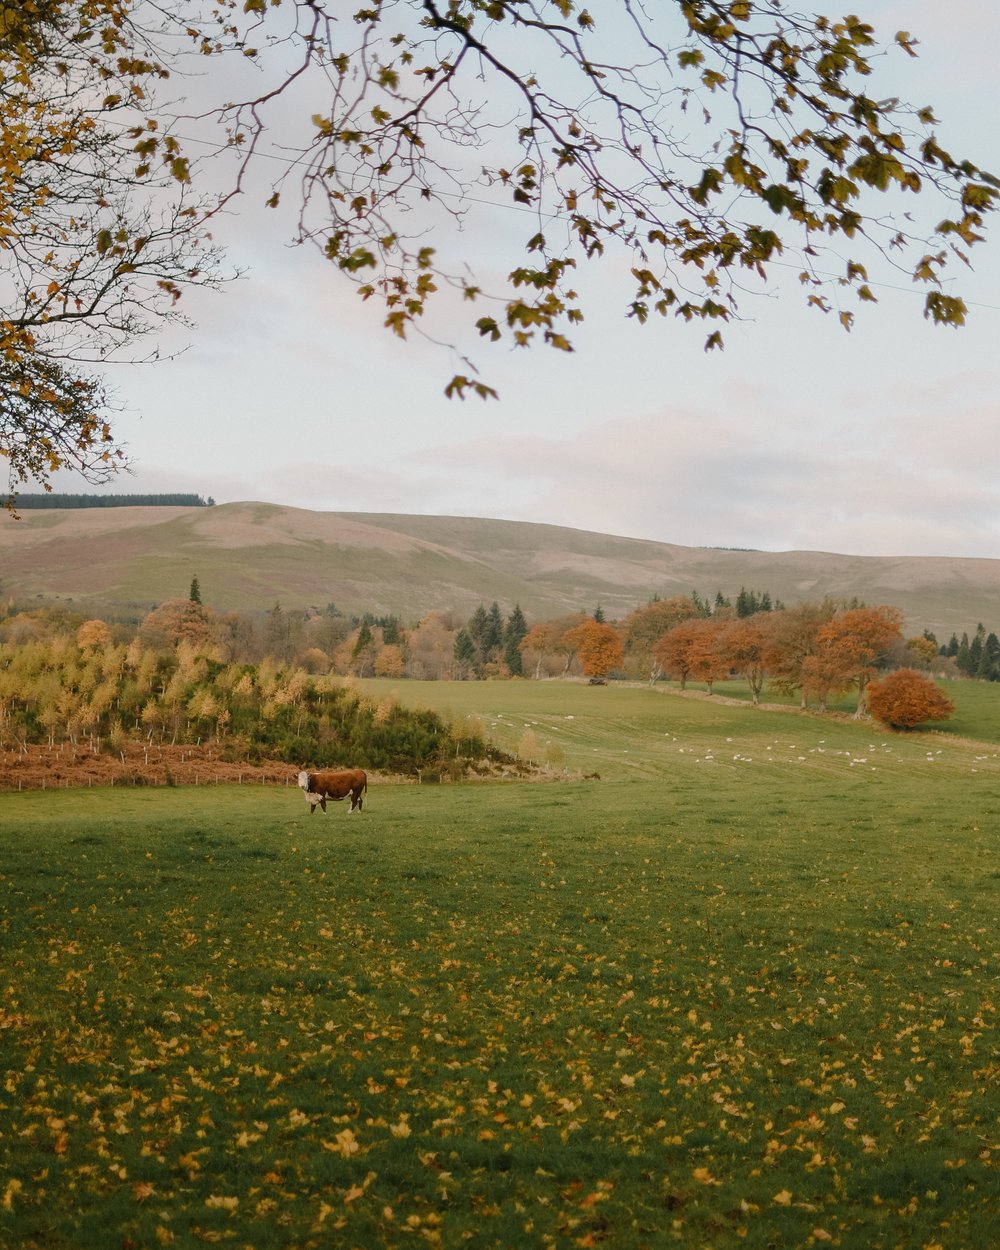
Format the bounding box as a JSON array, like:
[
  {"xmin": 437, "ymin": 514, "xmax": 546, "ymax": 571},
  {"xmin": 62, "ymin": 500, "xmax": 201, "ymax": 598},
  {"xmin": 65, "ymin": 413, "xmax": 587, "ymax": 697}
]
[{"xmin": 1, "ymin": 0, "xmax": 996, "ymax": 490}]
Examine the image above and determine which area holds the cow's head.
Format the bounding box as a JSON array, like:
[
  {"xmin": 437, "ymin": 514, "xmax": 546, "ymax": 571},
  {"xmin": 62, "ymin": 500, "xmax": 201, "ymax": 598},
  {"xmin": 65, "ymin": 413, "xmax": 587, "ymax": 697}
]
[{"xmin": 297, "ymin": 770, "xmax": 311, "ymax": 791}]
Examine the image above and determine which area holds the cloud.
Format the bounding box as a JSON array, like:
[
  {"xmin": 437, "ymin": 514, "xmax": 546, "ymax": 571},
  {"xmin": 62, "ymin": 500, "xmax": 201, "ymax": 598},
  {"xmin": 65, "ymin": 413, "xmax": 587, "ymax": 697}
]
[{"xmin": 263, "ymin": 378, "xmax": 998, "ymax": 558}]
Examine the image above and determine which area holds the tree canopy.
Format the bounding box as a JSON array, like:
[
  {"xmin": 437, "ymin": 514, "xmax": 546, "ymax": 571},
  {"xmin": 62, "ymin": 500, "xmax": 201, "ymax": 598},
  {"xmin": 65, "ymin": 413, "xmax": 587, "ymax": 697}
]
[{"xmin": 2, "ymin": 0, "xmax": 997, "ymax": 491}]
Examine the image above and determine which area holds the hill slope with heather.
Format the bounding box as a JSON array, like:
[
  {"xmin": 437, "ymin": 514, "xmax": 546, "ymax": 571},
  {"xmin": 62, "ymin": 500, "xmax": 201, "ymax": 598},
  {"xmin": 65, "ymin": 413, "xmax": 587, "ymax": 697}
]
[{"xmin": 2, "ymin": 501, "xmax": 998, "ymax": 636}]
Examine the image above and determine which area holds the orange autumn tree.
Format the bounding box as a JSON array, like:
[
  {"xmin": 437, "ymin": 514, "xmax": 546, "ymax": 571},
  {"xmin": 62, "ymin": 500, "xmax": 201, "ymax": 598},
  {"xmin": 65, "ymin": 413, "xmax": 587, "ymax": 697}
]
[
  {"xmin": 654, "ymin": 617, "xmax": 729, "ymax": 693},
  {"xmin": 622, "ymin": 596, "xmax": 702, "ymax": 683},
  {"xmin": 520, "ymin": 614, "xmax": 589, "ymax": 679},
  {"xmin": 800, "ymin": 649, "xmax": 855, "ymax": 712},
  {"xmin": 561, "ymin": 620, "xmax": 625, "ymax": 680},
  {"xmin": 763, "ymin": 600, "xmax": 838, "ymax": 708},
  {"xmin": 814, "ymin": 605, "xmax": 904, "ymax": 717},
  {"xmin": 717, "ymin": 616, "xmax": 773, "ymax": 706},
  {"xmin": 76, "ymin": 619, "xmax": 113, "ymax": 652},
  {"xmin": 867, "ymin": 669, "xmax": 956, "ymax": 730}
]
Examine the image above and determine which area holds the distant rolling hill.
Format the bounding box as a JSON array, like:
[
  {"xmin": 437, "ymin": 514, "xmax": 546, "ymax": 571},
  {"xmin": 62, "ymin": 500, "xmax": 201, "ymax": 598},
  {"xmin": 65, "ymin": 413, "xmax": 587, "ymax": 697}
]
[{"xmin": 2, "ymin": 501, "xmax": 998, "ymax": 637}]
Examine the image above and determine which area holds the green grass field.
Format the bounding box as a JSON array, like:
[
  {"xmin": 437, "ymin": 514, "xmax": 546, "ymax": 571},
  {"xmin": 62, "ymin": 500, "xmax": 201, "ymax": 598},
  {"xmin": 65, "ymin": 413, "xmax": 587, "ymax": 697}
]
[{"xmin": 2, "ymin": 682, "xmax": 998, "ymax": 1248}]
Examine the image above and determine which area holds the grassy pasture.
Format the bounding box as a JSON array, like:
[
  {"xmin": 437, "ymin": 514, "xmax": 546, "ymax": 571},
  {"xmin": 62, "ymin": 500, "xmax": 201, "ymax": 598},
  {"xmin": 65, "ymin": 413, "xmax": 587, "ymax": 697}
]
[{"xmin": 1, "ymin": 683, "xmax": 998, "ymax": 1249}]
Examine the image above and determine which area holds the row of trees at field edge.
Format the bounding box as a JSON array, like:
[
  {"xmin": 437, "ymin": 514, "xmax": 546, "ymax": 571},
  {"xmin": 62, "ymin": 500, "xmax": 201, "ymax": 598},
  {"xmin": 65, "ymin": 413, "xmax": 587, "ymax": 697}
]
[
  {"xmin": 1, "ymin": 589, "xmax": 966, "ymax": 733},
  {"xmin": 516, "ymin": 598, "xmax": 955, "ymax": 727}
]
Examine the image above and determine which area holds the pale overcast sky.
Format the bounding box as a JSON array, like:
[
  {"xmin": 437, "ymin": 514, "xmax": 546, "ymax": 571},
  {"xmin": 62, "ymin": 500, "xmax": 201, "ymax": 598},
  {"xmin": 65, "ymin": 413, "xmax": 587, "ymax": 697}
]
[{"xmin": 50, "ymin": 0, "xmax": 1000, "ymax": 560}]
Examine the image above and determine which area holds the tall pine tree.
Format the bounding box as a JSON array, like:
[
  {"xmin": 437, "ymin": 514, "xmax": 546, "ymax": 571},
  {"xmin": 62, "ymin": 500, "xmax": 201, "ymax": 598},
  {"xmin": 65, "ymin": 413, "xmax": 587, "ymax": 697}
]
[{"xmin": 503, "ymin": 604, "xmax": 528, "ymax": 676}]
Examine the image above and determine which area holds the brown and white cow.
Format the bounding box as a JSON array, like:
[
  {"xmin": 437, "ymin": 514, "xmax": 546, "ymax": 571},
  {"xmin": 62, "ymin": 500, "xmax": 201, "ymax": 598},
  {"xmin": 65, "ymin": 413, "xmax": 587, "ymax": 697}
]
[{"xmin": 297, "ymin": 768, "xmax": 367, "ymax": 814}]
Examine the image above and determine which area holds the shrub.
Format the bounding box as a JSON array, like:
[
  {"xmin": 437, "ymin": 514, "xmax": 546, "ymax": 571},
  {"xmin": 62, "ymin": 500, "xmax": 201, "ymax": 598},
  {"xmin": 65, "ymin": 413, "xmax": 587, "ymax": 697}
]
[{"xmin": 867, "ymin": 668, "xmax": 955, "ymax": 730}]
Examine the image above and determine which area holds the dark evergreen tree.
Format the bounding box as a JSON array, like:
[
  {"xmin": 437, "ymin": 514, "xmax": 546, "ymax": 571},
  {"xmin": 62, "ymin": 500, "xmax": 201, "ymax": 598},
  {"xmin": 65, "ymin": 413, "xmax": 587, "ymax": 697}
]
[
  {"xmin": 503, "ymin": 604, "xmax": 528, "ymax": 676},
  {"xmin": 956, "ymin": 632, "xmax": 972, "ymax": 674},
  {"xmin": 593, "ymin": 603, "xmax": 605, "ymax": 623},
  {"xmin": 189, "ymin": 576, "xmax": 202, "ymax": 605},
  {"xmin": 945, "ymin": 633, "xmax": 959, "ymax": 657},
  {"xmin": 353, "ymin": 620, "xmax": 374, "ymax": 657},
  {"xmin": 968, "ymin": 623, "xmax": 985, "ymax": 675},
  {"xmin": 979, "ymin": 631, "xmax": 1000, "ymax": 681},
  {"xmin": 468, "ymin": 604, "xmax": 489, "ymax": 653},
  {"xmin": 483, "ymin": 602, "xmax": 505, "ymax": 660},
  {"xmin": 453, "ymin": 628, "xmax": 477, "ymax": 678}
]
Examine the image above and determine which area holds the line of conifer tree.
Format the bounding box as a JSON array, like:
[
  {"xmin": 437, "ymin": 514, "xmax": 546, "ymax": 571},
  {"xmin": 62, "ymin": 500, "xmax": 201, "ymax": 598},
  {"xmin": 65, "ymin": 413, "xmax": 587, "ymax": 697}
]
[
  {"xmin": 453, "ymin": 602, "xmax": 529, "ymax": 678},
  {"xmin": 941, "ymin": 625, "xmax": 1000, "ymax": 682},
  {"xmin": 10, "ymin": 493, "xmax": 214, "ymax": 509}
]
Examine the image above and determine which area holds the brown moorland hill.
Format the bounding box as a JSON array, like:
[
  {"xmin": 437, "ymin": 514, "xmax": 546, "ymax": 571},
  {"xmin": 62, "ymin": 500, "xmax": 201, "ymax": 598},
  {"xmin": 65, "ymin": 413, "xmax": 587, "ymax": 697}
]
[{"xmin": 1, "ymin": 502, "xmax": 998, "ymax": 636}]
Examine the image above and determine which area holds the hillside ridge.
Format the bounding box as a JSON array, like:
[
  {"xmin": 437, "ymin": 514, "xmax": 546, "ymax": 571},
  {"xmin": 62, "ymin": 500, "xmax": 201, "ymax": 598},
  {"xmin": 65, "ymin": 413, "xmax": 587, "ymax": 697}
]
[{"xmin": 2, "ymin": 501, "xmax": 998, "ymax": 636}]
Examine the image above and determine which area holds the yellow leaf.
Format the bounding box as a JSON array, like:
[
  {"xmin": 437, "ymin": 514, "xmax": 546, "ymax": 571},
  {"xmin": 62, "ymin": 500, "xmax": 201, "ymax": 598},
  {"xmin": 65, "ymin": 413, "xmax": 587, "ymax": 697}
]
[
  {"xmin": 580, "ymin": 1190, "xmax": 609, "ymax": 1208},
  {"xmin": 773, "ymin": 1189, "xmax": 793, "ymax": 1205},
  {"xmin": 205, "ymin": 1195, "xmax": 239, "ymax": 1211},
  {"xmin": 340, "ymin": 1170, "xmax": 377, "ymax": 1206},
  {"xmin": 322, "ymin": 1128, "xmax": 360, "ymax": 1156}
]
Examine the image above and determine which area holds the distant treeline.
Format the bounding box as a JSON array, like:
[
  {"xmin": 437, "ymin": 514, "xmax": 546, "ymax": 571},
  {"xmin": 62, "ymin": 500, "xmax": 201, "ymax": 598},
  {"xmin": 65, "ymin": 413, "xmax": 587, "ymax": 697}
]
[{"xmin": 11, "ymin": 494, "xmax": 214, "ymax": 509}]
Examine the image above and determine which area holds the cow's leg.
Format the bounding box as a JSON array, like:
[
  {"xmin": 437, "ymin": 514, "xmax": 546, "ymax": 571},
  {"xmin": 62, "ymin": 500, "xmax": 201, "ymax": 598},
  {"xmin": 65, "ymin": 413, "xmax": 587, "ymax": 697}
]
[{"xmin": 320, "ymin": 796, "xmax": 327, "ymax": 813}]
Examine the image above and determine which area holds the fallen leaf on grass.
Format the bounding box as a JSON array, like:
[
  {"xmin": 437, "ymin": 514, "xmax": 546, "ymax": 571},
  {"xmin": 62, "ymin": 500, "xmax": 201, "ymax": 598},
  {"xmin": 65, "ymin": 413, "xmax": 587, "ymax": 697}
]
[{"xmin": 205, "ymin": 1195, "xmax": 239, "ymax": 1211}]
